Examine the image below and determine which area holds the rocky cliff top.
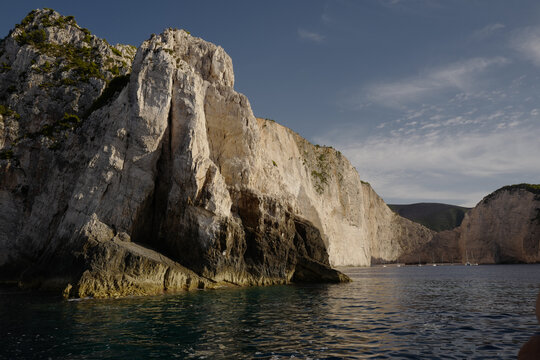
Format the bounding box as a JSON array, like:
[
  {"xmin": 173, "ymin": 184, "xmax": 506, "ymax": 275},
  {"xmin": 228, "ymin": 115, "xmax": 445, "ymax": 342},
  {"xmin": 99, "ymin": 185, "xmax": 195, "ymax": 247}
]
[
  {"xmin": 481, "ymin": 183, "xmax": 540, "ymax": 205},
  {"xmin": 0, "ymin": 8, "xmax": 135, "ymax": 154}
]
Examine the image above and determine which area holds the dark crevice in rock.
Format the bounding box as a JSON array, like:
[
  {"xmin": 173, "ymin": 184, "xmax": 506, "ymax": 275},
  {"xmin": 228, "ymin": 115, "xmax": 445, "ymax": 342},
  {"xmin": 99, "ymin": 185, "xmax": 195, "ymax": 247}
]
[
  {"xmin": 168, "ymin": 86, "xmax": 173, "ymax": 162},
  {"xmin": 162, "ymin": 266, "xmax": 171, "ymax": 291},
  {"xmin": 19, "ymin": 237, "xmax": 88, "ymax": 292},
  {"xmin": 291, "ymin": 257, "xmax": 350, "ymax": 283},
  {"xmin": 37, "ymin": 204, "xmax": 69, "ymax": 259},
  {"xmin": 230, "ymin": 190, "xmax": 341, "ymax": 283},
  {"xmin": 0, "ymin": 256, "xmax": 33, "ymax": 283},
  {"xmin": 293, "ymin": 217, "xmax": 330, "ymax": 265},
  {"xmin": 130, "ymin": 98, "xmax": 173, "ymax": 258}
]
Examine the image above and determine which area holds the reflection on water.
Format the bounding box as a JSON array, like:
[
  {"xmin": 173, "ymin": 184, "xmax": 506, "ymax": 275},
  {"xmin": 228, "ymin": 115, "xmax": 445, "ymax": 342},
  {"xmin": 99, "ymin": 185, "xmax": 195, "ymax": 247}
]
[{"xmin": 1, "ymin": 265, "xmax": 539, "ymax": 359}]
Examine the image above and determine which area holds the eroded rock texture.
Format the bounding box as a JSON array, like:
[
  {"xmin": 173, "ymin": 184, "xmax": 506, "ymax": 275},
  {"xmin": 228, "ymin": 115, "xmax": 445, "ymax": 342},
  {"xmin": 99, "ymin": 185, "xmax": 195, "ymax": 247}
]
[
  {"xmin": 400, "ymin": 185, "xmax": 540, "ymax": 264},
  {"xmin": 459, "ymin": 186, "xmax": 540, "ymax": 263},
  {"xmin": 0, "ymin": 10, "xmax": 437, "ymax": 298}
]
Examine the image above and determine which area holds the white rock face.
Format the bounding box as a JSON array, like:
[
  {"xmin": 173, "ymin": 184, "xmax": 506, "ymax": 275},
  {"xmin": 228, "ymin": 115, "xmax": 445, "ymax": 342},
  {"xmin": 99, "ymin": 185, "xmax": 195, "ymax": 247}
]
[
  {"xmin": 0, "ymin": 9, "xmax": 135, "ymax": 282},
  {"xmin": 0, "ymin": 15, "xmax": 433, "ymax": 297},
  {"xmin": 66, "ymin": 27, "xmax": 430, "ymax": 271},
  {"xmin": 251, "ymin": 119, "xmax": 433, "ymax": 266}
]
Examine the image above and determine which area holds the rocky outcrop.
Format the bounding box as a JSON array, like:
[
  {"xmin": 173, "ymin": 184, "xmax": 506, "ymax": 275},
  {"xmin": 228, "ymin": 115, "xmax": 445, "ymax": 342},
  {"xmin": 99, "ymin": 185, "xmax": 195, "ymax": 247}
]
[
  {"xmin": 0, "ymin": 10, "xmax": 436, "ymax": 298},
  {"xmin": 0, "ymin": 9, "xmax": 134, "ymax": 150},
  {"xmin": 0, "ymin": 9, "xmax": 135, "ymax": 283},
  {"xmin": 401, "ymin": 184, "xmax": 540, "ymax": 264},
  {"xmin": 458, "ymin": 185, "xmax": 540, "ymax": 263}
]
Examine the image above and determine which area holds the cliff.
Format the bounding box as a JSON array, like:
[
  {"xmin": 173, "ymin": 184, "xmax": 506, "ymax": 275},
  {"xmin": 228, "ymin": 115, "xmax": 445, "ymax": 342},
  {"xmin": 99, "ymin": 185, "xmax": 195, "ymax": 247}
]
[
  {"xmin": 458, "ymin": 184, "xmax": 540, "ymax": 263},
  {"xmin": 401, "ymin": 184, "xmax": 540, "ymax": 264},
  {"xmin": 0, "ymin": 9, "xmax": 433, "ymax": 298}
]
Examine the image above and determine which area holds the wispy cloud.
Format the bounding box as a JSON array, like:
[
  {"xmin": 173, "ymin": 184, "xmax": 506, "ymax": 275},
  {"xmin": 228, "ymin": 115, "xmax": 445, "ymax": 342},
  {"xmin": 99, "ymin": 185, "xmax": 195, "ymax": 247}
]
[
  {"xmin": 471, "ymin": 23, "xmax": 505, "ymax": 41},
  {"xmin": 316, "ymin": 81, "xmax": 540, "ymax": 207},
  {"xmin": 354, "ymin": 57, "xmax": 509, "ymax": 108},
  {"xmin": 379, "ymin": 0, "xmax": 403, "ymax": 6},
  {"xmin": 377, "ymin": 0, "xmax": 444, "ymax": 13},
  {"xmin": 356, "ymin": 127, "xmax": 535, "ymax": 176},
  {"xmin": 510, "ymin": 26, "xmax": 540, "ymax": 66},
  {"xmin": 321, "ymin": 12, "xmax": 332, "ymax": 24},
  {"xmin": 298, "ymin": 28, "xmax": 325, "ymax": 43},
  {"xmin": 315, "ymin": 123, "xmax": 540, "ymax": 206}
]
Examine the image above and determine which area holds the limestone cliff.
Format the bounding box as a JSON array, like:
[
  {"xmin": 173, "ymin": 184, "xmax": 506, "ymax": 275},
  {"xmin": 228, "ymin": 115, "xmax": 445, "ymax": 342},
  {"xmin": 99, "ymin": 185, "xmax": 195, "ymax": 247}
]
[
  {"xmin": 459, "ymin": 185, "xmax": 540, "ymax": 263},
  {"xmin": 0, "ymin": 9, "xmax": 135, "ymax": 281},
  {"xmin": 0, "ymin": 10, "xmax": 433, "ymax": 298},
  {"xmin": 401, "ymin": 184, "xmax": 540, "ymax": 264}
]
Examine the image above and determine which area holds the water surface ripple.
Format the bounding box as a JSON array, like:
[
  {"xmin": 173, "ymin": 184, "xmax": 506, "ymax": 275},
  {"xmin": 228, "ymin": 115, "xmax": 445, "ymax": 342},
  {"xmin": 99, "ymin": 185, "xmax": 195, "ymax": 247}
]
[{"xmin": 1, "ymin": 264, "xmax": 539, "ymax": 359}]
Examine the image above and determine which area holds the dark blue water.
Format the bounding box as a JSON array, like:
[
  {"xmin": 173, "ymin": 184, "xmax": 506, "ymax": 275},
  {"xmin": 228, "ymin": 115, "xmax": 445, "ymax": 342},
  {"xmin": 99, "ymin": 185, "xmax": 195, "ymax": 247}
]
[{"xmin": 1, "ymin": 265, "xmax": 539, "ymax": 359}]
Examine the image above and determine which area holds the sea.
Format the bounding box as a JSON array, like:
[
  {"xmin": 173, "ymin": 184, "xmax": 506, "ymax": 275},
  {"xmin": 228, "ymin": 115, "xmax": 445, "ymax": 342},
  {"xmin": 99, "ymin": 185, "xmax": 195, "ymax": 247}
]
[{"xmin": 1, "ymin": 264, "xmax": 539, "ymax": 359}]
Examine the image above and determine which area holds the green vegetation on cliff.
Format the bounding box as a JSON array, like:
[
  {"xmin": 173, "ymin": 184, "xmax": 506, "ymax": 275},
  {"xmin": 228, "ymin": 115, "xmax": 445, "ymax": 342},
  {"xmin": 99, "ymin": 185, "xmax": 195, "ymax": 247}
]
[
  {"xmin": 0, "ymin": 149, "xmax": 14, "ymax": 160},
  {"xmin": 0, "ymin": 9, "xmax": 136, "ymax": 155},
  {"xmin": 85, "ymin": 74, "xmax": 130, "ymax": 116},
  {"xmin": 482, "ymin": 183, "xmax": 540, "ymax": 204},
  {"xmin": 0, "ymin": 104, "xmax": 20, "ymax": 119},
  {"xmin": 480, "ymin": 184, "xmax": 540, "ymax": 225},
  {"xmin": 12, "ymin": 9, "xmax": 132, "ymax": 84}
]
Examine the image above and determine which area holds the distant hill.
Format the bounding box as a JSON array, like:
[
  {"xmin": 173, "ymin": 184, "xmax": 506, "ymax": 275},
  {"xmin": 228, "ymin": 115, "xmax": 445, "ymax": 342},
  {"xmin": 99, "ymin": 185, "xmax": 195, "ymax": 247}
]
[{"xmin": 388, "ymin": 203, "xmax": 471, "ymax": 232}]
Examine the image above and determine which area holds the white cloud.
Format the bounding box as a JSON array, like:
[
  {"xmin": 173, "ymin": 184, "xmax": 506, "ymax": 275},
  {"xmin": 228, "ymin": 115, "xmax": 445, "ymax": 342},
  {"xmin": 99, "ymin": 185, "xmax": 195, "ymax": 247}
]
[
  {"xmin": 471, "ymin": 23, "xmax": 505, "ymax": 41},
  {"xmin": 298, "ymin": 28, "xmax": 325, "ymax": 43},
  {"xmin": 314, "ymin": 123, "xmax": 540, "ymax": 206},
  {"xmin": 321, "ymin": 13, "xmax": 332, "ymax": 24},
  {"xmin": 510, "ymin": 26, "xmax": 540, "ymax": 66},
  {"xmin": 357, "ymin": 57, "xmax": 509, "ymax": 108},
  {"xmin": 380, "ymin": 0, "xmax": 403, "ymax": 6}
]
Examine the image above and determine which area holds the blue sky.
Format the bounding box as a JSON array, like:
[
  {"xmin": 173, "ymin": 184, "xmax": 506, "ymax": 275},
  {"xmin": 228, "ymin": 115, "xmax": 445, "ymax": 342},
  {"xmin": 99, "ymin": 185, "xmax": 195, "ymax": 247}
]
[{"xmin": 2, "ymin": 1, "xmax": 539, "ymax": 206}]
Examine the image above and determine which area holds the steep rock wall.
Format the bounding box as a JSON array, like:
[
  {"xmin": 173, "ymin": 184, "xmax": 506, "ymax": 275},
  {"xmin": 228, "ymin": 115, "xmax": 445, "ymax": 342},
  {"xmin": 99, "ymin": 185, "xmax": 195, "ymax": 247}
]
[
  {"xmin": 0, "ymin": 9, "xmax": 134, "ymax": 279},
  {"xmin": 250, "ymin": 119, "xmax": 434, "ymax": 266},
  {"xmin": 401, "ymin": 185, "xmax": 540, "ymax": 264},
  {"xmin": 458, "ymin": 186, "xmax": 540, "ymax": 263},
  {"xmin": 0, "ymin": 11, "xmax": 433, "ymax": 297}
]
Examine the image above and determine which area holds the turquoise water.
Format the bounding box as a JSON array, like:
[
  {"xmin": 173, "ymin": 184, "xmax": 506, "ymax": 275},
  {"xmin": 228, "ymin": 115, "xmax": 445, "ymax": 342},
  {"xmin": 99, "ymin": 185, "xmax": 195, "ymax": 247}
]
[{"xmin": 1, "ymin": 264, "xmax": 539, "ymax": 359}]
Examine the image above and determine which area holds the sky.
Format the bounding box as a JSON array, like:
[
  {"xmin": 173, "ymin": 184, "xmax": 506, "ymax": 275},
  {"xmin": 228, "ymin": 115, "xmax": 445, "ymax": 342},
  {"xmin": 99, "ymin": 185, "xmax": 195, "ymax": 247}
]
[{"xmin": 2, "ymin": 0, "xmax": 539, "ymax": 207}]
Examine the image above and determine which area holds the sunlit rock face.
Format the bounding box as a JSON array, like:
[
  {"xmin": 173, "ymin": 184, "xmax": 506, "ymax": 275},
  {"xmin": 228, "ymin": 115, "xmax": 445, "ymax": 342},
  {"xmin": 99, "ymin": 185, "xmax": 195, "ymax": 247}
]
[{"xmin": 0, "ymin": 10, "xmax": 435, "ymax": 298}]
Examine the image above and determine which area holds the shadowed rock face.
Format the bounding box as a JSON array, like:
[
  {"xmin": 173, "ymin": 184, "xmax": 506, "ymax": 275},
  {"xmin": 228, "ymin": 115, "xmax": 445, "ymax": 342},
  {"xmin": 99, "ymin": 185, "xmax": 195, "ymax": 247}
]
[
  {"xmin": 459, "ymin": 186, "xmax": 540, "ymax": 264},
  {"xmin": 400, "ymin": 185, "xmax": 540, "ymax": 265},
  {"xmin": 0, "ymin": 10, "xmax": 438, "ymax": 298}
]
